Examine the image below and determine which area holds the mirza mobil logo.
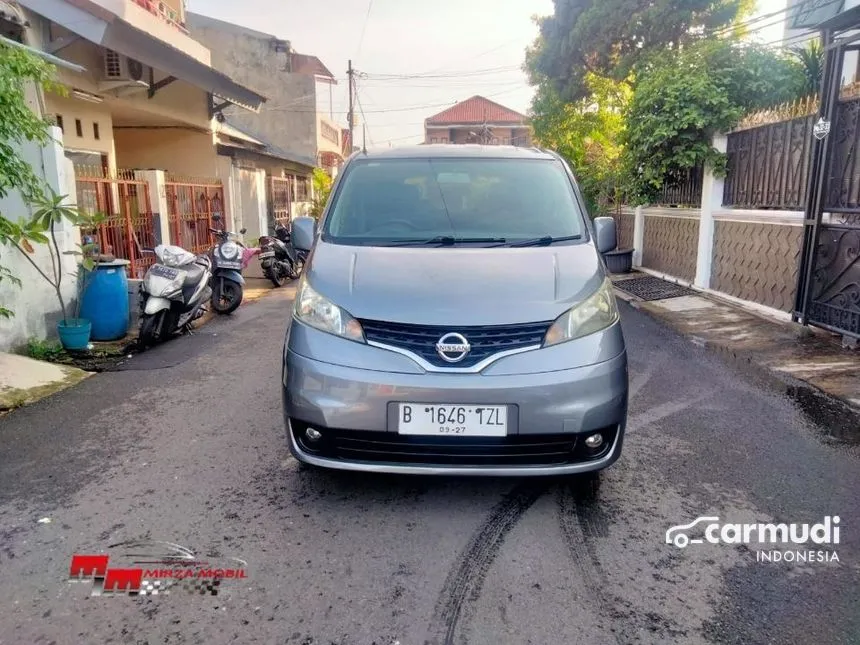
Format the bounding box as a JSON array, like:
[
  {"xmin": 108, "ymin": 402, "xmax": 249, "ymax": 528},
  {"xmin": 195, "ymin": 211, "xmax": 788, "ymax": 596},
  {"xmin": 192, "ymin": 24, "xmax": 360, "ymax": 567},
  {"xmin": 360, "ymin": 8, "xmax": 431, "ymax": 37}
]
[
  {"xmin": 69, "ymin": 540, "xmax": 247, "ymax": 596},
  {"xmin": 666, "ymin": 516, "xmax": 841, "ymax": 563}
]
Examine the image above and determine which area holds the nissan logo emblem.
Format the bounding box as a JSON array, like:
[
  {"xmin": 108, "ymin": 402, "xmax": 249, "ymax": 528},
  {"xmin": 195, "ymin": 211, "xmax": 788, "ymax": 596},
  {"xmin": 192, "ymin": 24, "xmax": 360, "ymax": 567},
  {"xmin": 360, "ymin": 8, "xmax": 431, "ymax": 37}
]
[{"xmin": 436, "ymin": 332, "xmax": 471, "ymax": 363}]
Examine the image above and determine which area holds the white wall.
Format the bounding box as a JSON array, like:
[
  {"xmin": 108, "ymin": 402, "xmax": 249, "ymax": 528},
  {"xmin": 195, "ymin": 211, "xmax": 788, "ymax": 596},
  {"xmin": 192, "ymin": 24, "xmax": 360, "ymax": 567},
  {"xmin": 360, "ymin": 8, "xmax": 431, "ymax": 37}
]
[{"xmin": 0, "ymin": 126, "xmax": 81, "ymax": 352}]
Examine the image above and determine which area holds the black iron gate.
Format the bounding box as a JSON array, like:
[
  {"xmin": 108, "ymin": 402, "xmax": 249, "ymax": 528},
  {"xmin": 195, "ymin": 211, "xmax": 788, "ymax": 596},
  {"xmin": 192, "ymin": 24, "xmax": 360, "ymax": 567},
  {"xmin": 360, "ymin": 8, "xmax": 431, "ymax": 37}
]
[{"xmin": 794, "ymin": 12, "xmax": 860, "ymax": 340}]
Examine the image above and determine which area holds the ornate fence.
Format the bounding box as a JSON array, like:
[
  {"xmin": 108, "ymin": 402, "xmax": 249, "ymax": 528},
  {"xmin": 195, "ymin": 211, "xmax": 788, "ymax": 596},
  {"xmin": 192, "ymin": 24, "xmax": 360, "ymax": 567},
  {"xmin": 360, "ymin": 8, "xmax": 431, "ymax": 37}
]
[
  {"xmin": 164, "ymin": 175, "xmax": 224, "ymax": 255},
  {"xmin": 74, "ymin": 167, "xmax": 156, "ymax": 279},
  {"xmin": 723, "ymin": 114, "xmax": 815, "ymax": 210},
  {"xmin": 656, "ymin": 166, "xmax": 704, "ymax": 208}
]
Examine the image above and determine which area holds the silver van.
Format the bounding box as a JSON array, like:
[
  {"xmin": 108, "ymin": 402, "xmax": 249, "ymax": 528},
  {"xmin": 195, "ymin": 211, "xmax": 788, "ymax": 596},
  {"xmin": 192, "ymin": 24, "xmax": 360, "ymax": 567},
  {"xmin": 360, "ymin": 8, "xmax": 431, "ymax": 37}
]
[{"xmin": 282, "ymin": 145, "xmax": 628, "ymax": 476}]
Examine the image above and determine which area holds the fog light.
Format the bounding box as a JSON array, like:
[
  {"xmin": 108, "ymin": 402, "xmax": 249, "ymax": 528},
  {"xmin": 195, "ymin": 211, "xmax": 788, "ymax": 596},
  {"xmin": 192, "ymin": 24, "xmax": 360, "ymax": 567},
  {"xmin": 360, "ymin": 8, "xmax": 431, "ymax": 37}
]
[
  {"xmin": 584, "ymin": 433, "xmax": 603, "ymax": 449},
  {"xmin": 305, "ymin": 427, "xmax": 322, "ymax": 442}
]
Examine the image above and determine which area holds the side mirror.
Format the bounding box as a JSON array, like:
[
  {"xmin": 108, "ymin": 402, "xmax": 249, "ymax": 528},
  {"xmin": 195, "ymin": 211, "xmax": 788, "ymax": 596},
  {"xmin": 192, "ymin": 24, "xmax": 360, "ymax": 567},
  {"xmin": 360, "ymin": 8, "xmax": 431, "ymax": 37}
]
[
  {"xmin": 212, "ymin": 213, "xmax": 222, "ymax": 222},
  {"xmin": 593, "ymin": 217, "xmax": 617, "ymax": 254},
  {"xmin": 291, "ymin": 216, "xmax": 316, "ymax": 252},
  {"xmin": 240, "ymin": 227, "xmax": 247, "ymax": 235}
]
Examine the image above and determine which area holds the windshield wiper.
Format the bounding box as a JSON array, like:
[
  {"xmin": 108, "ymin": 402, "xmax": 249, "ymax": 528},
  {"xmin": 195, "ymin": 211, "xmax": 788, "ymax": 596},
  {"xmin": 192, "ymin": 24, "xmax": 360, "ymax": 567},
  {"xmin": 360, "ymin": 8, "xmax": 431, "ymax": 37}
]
[
  {"xmin": 494, "ymin": 234, "xmax": 583, "ymax": 248},
  {"xmin": 381, "ymin": 236, "xmax": 507, "ymax": 247}
]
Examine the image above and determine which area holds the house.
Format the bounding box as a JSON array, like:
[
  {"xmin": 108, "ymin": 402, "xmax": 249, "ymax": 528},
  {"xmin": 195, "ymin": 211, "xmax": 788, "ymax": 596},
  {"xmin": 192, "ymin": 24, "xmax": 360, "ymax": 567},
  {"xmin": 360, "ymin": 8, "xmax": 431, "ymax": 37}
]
[
  {"xmin": 186, "ymin": 12, "xmax": 345, "ymax": 186},
  {"xmin": 0, "ymin": 0, "xmax": 302, "ymax": 348},
  {"xmin": 424, "ymin": 96, "xmax": 531, "ymax": 146}
]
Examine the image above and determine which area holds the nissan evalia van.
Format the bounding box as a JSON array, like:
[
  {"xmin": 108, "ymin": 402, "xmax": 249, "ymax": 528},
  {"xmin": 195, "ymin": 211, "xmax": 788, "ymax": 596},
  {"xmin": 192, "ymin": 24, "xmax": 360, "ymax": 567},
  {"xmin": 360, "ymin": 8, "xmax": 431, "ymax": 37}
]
[{"xmin": 282, "ymin": 145, "xmax": 628, "ymax": 476}]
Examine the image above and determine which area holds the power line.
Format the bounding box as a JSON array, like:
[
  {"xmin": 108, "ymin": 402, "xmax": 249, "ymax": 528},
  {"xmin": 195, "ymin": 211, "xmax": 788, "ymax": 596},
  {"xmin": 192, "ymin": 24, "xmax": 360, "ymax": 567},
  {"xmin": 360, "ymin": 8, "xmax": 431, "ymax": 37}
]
[
  {"xmin": 355, "ymin": 0, "xmax": 374, "ymax": 62},
  {"xmin": 419, "ymin": 38, "xmax": 524, "ymax": 76},
  {"xmin": 359, "ymin": 65, "xmax": 523, "ymax": 80},
  {"xmin": 709, "ymin": 0, "xmax": 842, "ymax": 38},
  {"xmin": 355, "ymin": 78, "xmax": 373, "ymax": 147},
  {"xmin": 266, "ymin": 85, "xmax": 526, "ymax": 114}
]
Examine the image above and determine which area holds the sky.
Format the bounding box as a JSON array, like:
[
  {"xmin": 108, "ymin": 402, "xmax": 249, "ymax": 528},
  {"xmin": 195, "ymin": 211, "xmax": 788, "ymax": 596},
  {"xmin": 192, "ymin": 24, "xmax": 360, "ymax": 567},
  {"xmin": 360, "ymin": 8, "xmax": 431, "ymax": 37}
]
[{"xmin": 189, "ymin": 0, "xmax": 790, "ymax": 149}]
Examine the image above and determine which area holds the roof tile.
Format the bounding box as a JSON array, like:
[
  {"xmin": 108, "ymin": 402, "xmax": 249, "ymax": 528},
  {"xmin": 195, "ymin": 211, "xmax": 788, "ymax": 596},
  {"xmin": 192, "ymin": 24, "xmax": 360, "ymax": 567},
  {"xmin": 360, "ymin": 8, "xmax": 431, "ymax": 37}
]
[{"xmin": 426, "ymin": 95, "xmax": 528, "ymax": 125}]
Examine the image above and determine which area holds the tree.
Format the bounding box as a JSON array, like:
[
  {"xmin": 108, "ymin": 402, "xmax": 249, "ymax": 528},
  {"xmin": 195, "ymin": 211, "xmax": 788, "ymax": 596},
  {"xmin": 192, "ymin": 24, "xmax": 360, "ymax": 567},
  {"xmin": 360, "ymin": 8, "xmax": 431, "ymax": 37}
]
[
  {"xmin": 623, "ymin": 39, "xmax": 806, "ymax": 203},
  {"xmin": 526, "ymin": 0, "xmax": 754, "ymax": 102},
  {"xmin": 308, "ymin": 168, "xmax": 333, "ymax": 219},
  {"xmin": 0, "ymin": 44, "xmax": 63, "ymax": 318},
  {"xmin": 530, "ymin": 73, "xmax": 631, "ymax": 215}
]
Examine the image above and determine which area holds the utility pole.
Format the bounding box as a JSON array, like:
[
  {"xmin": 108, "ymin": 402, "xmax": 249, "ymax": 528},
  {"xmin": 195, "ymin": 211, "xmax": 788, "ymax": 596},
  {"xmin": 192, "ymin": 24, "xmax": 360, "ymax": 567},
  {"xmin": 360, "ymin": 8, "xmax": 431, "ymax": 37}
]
[
  {"xmin": 347, "ymin": 59, "xmax": 355, "ymax": 154},
  {"xmin": 363, "ymin": 123, "xmax": 367, "ymax": 153}
]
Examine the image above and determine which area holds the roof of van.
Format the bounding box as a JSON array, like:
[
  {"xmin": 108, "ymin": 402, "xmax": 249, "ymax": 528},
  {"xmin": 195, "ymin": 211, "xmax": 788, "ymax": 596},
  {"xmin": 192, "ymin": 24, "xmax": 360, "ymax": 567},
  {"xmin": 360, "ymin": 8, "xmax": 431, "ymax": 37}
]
[{"xmin": 350, "ymin": 145, "xmax": 557, "ymax": 160}]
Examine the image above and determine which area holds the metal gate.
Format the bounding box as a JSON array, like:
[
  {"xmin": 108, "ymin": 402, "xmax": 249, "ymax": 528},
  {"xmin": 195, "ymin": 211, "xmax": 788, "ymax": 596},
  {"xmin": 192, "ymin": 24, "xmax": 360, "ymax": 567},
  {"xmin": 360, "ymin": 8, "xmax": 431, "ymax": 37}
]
[
  {"xmin": 267, "ymin": 176, "xmax": 292, "ymax": 226},
  {"xmin": 74, "ymin": 167, "xmax": 156, "ymax": 279},
  {"xmin": 794, "ymin": 14, "xmax": 860, "ymax": 340},
  {"xmin": 165, "ymin": 176, "xmax": 224, "ymax": 255}
]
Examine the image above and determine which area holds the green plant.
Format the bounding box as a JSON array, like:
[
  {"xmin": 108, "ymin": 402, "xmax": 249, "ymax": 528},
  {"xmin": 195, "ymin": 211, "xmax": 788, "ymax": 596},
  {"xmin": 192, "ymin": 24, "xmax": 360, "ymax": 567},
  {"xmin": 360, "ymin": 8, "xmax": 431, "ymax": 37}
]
[
  {"xmin": 4, "ymin": 188, "xmax": 103, "ymax": 325},
  {"xmin": 793, "ymin": 39, "xmax": 824, "ymax": 96},
  {"xmin": 0, "ymin": 44, "xmax": 65, "ymax": 319},
  {"xmin": 623, "ymin": 40, "xmax": 806, "ymax": 204},
  {"xmin": 309, "ymin": 168, "xmax": 333, "ymax": 219},
  {"xmin": 25, "ymin": 337, "xmax": 63, "ymax": 362}
]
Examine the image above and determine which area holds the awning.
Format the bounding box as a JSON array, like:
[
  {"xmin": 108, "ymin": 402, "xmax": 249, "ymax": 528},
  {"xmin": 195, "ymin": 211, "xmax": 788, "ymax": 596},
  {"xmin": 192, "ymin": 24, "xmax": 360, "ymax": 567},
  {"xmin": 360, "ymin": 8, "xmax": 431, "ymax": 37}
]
[
  {"xmin": 216, "ymin": 119, "xmax": 316, "ymax": 168},
  {"xmin": 17, "ymin": 0, "xmax": 266, "ymax": 112}
]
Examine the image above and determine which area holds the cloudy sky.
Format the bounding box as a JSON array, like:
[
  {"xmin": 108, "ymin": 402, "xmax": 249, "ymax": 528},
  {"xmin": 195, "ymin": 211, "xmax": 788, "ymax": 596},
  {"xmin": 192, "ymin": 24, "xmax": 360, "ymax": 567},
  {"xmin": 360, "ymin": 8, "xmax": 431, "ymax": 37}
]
[{"xmin": 189, "ymin": 0, "xmax": 788, "ymax": 149}]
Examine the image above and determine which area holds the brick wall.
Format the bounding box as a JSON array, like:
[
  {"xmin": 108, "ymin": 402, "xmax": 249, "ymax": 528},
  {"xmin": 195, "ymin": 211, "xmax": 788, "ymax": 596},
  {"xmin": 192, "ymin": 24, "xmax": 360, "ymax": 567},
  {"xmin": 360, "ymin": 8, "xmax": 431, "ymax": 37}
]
[
  {"xmin": 711, "ymin": 217, "xmax": 802, "ymax": 312},
  {"xmin": 641, "ymin": 210, "xmax": 700, "ymax": 282}
]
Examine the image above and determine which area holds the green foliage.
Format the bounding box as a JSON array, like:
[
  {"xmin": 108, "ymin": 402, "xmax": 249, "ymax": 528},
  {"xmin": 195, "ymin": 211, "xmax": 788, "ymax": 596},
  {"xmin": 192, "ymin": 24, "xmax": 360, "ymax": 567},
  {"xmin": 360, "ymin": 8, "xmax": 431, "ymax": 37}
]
[
  {"xmin": 526, "ymin": 0, "xmax": 754, "ymax": 102},
  {"xmin": 25, "ymin": 337, "xmax": 63, "ymax": 362},
  {"xmin": 0, "ymin": 43, "xmax": 64, "ymax": 318},
  {"xmin": 309, "ymin": 168, "xmax": 333, "ymax": 219},
  {"xmin": 530, "ymin": 73, "xmax": 631, "ymax": 215},
  {"xmin": 793, "ymin": 39, "xmax": 824, "ymax": 96},
  {"xmin": 623, "ymin": 40, "xmax": 806, "ymax": 203},
  {"xmin": 5, "ymin": 188, "xmax": 105, "ymax": 324}
]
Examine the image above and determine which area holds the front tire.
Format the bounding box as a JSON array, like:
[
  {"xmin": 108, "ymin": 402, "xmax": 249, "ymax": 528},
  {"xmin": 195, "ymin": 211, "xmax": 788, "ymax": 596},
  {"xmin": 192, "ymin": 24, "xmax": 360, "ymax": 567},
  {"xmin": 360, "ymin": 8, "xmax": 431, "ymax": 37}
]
[
  {"xmin": 211, "ymin": 278, "xmax": 243, "ymax": 314},
  {"xmin": 138, "ymin": 311, "xmax": 164, "ymax": 348}
]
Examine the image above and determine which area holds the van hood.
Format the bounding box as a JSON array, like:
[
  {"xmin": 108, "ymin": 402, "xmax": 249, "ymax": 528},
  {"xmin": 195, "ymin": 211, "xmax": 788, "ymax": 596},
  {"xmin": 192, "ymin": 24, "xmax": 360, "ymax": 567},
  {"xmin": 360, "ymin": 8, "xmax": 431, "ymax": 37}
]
[{"xmin": 304, "ymin": 242, "xmax": 606, "ymax": 326}]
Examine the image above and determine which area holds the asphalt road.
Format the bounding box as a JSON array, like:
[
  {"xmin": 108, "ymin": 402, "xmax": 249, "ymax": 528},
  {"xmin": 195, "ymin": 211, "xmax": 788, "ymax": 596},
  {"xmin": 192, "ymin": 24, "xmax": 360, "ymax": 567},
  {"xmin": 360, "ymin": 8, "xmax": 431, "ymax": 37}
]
[{"xmin": 1, "ymin": 289, "xmax": 858, "ymax": 645}]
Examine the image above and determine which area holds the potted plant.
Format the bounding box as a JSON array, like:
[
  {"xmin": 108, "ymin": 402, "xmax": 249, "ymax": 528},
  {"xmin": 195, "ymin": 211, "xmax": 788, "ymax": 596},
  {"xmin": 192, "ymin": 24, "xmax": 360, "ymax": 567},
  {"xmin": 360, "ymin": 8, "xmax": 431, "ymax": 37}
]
[{"xmin": 6, "ymin": 189, "xmax": 103, "ymax": 350}]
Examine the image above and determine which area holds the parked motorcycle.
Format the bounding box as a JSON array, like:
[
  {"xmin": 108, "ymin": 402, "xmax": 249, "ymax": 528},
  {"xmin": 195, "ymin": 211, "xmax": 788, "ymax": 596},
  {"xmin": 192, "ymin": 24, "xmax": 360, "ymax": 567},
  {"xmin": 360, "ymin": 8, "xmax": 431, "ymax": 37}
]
[
  {"xmin": 209, "ymin": 215, "xmax": 255, "ymax": 315},
  {"xmin": 137, "ymin": 244, "xmax": 213, "ymax": 347},
  {"xmin": 258, "ymin": 223, "xmax": 304, "ymax": 287}
]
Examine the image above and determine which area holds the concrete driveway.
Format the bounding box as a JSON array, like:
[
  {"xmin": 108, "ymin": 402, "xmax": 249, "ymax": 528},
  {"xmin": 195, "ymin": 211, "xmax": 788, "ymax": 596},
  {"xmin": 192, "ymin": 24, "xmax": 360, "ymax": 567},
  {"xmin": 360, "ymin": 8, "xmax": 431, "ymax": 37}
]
[{"xmin": 0, "ymin": 289, "xmax": 857, "ymax": 645}]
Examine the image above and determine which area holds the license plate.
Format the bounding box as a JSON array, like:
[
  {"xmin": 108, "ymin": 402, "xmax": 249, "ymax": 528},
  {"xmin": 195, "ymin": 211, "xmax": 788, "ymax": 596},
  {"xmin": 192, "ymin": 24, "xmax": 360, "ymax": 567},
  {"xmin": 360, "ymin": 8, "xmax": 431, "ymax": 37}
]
[
  {"xmin": 397, "ymin": 404, "xmax": 508, "ymax": 437},
  {"xmin": 259, "ymin": 251, "xmax": 275, "ymax": 258},
  {"xmin": 217, "ymin": 261, "xmax": 242, "ymax": 269},
  {"xmin": 150, "ymin": 264, "xmax": 179, "ymax": 279}
]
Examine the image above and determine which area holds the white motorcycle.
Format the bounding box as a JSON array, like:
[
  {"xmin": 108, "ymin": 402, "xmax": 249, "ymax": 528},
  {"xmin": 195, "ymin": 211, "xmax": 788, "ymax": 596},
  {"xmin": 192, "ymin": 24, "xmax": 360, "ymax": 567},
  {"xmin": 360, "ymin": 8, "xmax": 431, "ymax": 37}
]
[{"xmin": 137, "ymin": 244, "xmax": 213, "ymax": 347}]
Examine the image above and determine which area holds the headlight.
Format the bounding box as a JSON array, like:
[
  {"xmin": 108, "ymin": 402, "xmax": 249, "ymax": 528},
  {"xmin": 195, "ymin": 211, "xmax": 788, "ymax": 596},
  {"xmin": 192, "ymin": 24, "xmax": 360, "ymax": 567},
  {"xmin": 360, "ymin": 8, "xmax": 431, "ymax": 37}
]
[
  {"xmin": 219, "ymin": 242, "xmax": 241, "ymax": 260},
  {"xmin": 544, "ymin": 277, "xmax": 619, "ymax": 347},
  {"xmin": 294, "ymin": 278, "xmax": 365, "ymax": 342}
]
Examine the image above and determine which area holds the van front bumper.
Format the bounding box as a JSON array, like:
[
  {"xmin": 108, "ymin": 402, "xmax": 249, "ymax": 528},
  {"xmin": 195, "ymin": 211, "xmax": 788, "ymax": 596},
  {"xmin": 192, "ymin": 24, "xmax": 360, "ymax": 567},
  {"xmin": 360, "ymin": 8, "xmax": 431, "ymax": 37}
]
[{"xmin": 282, "ymin": 346, "xmax": 628, "ymax": 476}]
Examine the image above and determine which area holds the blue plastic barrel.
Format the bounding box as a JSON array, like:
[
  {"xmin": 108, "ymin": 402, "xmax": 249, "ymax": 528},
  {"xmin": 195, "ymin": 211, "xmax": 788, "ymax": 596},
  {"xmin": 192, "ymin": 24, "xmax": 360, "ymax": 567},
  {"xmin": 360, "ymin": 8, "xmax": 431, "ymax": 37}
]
[{"xmin": 79, "ymin": 259, "xmax": 131, "ymax": 341}]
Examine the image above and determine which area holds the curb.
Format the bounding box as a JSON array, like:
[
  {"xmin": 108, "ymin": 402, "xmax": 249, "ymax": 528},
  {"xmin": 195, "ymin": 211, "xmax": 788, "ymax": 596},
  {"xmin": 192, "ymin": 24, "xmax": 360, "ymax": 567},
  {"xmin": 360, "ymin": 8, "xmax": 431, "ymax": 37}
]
[{"xmin": 614, "ymin": 287, "xmax": 860, "ymax": 444}]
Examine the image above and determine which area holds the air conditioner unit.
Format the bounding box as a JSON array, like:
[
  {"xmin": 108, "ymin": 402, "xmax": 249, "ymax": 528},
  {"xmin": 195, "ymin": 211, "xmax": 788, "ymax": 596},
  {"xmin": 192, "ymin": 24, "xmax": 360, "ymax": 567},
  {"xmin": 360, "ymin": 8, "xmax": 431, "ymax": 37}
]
[{"xmin": 102, "ymin": 49, "xmax": 147, "ymax": 82}]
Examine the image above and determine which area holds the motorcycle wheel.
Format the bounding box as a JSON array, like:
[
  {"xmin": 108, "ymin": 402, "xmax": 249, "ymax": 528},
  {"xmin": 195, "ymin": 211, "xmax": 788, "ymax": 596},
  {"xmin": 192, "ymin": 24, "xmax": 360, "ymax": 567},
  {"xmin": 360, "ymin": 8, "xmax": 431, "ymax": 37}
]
[
  {"xmin": 138, "ymin": 312, "xmax": 163, "ymax": 348},
  {"xmin": 291, "ymin": 256, "xmax": 305, "ymax": 280},
  {"xmin": 268, "ymin": 264, "xmax": 289, "ymax": 288},
  {"xmin": 212, "ymin": 278, "xmax": 243, "ymax": 314}
]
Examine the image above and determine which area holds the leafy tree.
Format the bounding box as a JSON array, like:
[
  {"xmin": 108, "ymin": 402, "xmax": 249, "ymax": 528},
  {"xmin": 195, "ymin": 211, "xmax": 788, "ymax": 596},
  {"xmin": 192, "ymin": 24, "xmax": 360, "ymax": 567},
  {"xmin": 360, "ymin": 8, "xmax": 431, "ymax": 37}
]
[
  {"xmin": 527, "ymin": 0, "xmax": 754, "ymax": 102},
  {"xmin": 308, "ymin": 168, "xmax": 333, "ymax": 219},
  {"xmin": 0, "ymin": 44, "xmax": 64, "ymax": 318},
  {"xmin": 530, "ymin": 73, "xmax": 631, "ymax": 215},
  {"xmin": 623, "ymin": 39, "xmax": 806, "ymax": 203}
]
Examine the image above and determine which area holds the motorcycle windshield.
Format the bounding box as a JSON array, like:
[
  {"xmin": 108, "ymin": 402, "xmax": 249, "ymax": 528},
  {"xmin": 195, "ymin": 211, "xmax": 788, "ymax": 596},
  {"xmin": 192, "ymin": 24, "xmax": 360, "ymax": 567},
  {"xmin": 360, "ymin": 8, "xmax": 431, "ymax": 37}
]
[{"xmin": 155, "ymin": 244, "xmax": 196, "ymax": 267}]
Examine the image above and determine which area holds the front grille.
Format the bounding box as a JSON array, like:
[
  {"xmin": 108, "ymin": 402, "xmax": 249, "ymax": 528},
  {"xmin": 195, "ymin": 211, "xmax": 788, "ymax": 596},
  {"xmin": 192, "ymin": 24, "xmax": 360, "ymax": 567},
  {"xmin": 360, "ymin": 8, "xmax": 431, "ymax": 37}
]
[
  {"xmin": 291, "ymin": 422, "xmax": 618, "ymax": 467},
  {"xmin": 359, "ymin": 319, "xmax": 553, "ymax": 369}
]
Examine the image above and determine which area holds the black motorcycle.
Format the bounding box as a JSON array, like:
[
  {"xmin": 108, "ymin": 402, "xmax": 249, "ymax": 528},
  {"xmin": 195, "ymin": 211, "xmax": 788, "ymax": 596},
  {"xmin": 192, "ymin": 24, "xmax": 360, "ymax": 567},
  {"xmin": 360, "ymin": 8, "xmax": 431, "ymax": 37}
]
[
  {"xmin": 209, "ymin": 214, "xmax": 248, "ymax": 315},
  {"xmin": 258, "ymin": 223, "xmax": 304, "ymax": 287}
]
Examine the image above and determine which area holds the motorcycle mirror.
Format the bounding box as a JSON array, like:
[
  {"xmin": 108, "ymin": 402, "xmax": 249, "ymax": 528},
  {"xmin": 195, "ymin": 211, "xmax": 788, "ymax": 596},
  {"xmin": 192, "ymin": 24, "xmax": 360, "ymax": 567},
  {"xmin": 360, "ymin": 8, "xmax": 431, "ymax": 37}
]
[
  {"xmin": 240, "ymin": 227, "xmax": 247, "ymax": 234},
  {"xmin": 212, "ymin": 213, "xmax": 222, "ymax": 222}
]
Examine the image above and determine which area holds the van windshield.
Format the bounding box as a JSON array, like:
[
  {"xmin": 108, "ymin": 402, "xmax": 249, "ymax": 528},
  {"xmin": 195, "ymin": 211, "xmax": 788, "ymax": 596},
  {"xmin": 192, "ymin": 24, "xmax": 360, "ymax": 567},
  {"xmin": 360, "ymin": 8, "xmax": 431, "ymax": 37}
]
[{"xmin": 322, "ymin": 158, "xmax": 586, "ymax": 246}]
